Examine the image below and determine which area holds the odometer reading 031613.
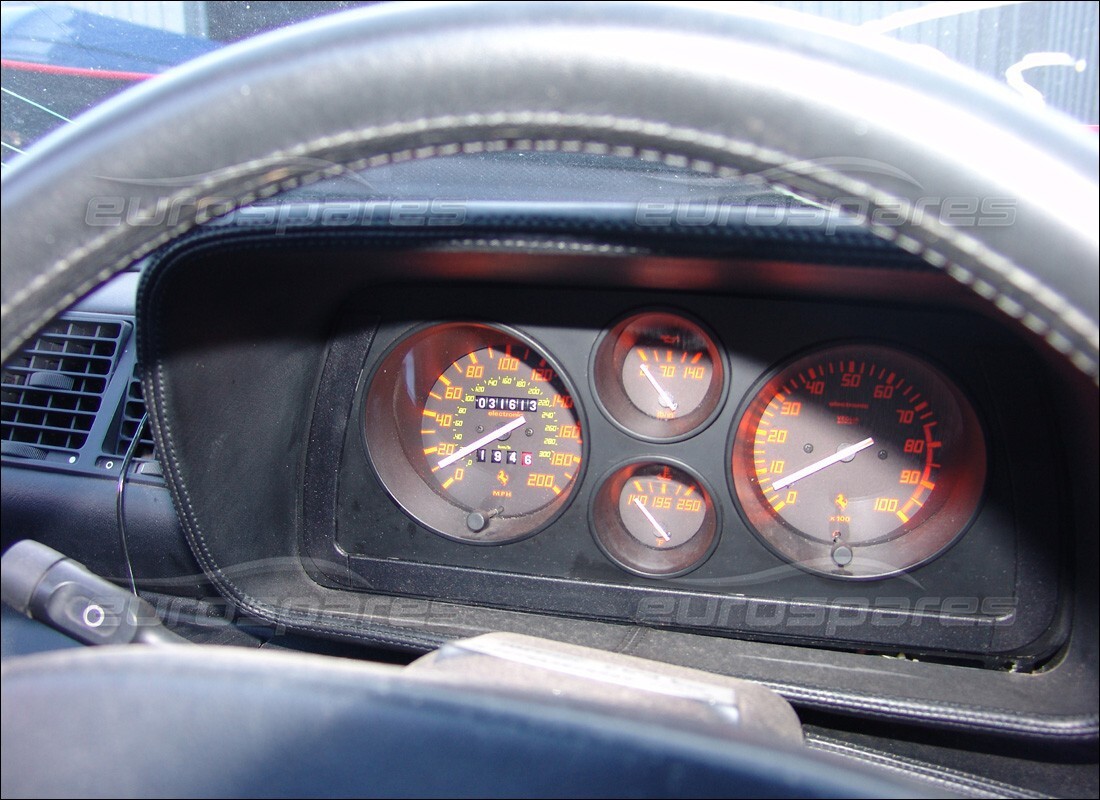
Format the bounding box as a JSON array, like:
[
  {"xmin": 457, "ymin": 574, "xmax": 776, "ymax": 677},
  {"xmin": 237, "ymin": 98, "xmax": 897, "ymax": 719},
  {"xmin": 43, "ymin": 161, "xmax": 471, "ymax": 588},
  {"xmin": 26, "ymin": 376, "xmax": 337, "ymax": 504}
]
[
  {"xmin": 421, "ymin": 344, "xmax": 583, "ymax": 528},
  {"xmin": 732, "ymin": 344, "xmax": 986, "ymax": 579}
]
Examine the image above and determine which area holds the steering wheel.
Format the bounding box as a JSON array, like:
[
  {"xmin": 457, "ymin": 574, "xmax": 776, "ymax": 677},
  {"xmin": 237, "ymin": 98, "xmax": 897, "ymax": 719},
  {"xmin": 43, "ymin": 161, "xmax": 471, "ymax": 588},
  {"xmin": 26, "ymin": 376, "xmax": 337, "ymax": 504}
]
[
  {"xmin": 1, "ymin": 2, "xmax": 1097, "ymax": 796},
  {"xmin": 2, "ymin": 1, "xmax": 1096, "ymax": 374}
]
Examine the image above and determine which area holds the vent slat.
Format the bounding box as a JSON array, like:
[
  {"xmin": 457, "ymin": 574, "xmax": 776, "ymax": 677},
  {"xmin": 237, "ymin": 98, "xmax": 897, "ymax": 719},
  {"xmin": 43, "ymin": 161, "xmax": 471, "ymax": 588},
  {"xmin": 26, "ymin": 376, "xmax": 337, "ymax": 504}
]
[
  {"xmin": 5, "ymin": 420, "xmax": 95, "ymax": 435},
  {"xmin": 1, "ymin": 316, "xmax": 125, "ymax": 460},
  {"xmin": 0, "ymin": 385, "xmax": 104, "ymax": 402},
  {"xmin": 110, "ymin": 375, "xmax": 156, "ymax": 462},
  {"xmin": 8, "ymin": 356, "xmax": 114, "ymax": 375}
]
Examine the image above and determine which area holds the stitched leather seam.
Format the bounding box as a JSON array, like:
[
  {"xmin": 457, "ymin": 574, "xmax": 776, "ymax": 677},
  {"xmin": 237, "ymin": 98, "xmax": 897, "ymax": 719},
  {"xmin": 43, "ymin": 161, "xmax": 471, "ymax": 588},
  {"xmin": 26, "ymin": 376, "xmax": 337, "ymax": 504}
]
[
  {"xmin": 145, "ymin": 262, "xmax": 443, "ymax": 652},
  {"xmin": 766, "ymin": 679, "xmax": 1099, "ymax": 737},
  {"xmin": 10, "ymin": 112, "xmax": 1098, "ymax": 379},
  {"xmin": 805, "ymin": 734, "xmax": 1046, "ymax": 799}
]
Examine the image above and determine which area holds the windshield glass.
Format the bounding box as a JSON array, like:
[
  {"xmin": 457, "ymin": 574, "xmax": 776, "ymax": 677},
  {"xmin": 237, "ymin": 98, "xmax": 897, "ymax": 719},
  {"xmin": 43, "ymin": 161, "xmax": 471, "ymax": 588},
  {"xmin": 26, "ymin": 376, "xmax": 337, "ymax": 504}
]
[{"xmin": 2, "ymin": 0, "xmax": 1097, "ymax": 168}]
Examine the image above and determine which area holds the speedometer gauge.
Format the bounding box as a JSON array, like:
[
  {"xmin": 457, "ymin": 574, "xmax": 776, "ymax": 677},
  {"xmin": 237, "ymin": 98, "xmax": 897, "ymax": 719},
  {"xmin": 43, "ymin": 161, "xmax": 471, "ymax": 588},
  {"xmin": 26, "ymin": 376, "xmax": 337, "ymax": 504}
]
[
  {"xmin": 731, "ymin": 344, "xmax": 986, "ymax": 579},
  {"xmin": 364, "ymin": 324, "xmax": 585, "ymax": 544},
  {"xmin": 421, "ymin": 345, "xmax": 582, "ymax": 522}
]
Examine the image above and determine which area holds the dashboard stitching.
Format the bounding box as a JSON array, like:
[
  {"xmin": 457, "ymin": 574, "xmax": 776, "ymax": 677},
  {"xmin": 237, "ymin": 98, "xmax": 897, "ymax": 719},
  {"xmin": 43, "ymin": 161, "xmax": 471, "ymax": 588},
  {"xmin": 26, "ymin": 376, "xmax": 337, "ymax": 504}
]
[
  {"xmin": 452, "ymin": 239, "xmax": 648, "ymax": 255},
  {"xmin": 12, "ymin": 115, "xmax": 1097, "ymax": 382},
  {"xmin": 143, "ymin": 261, "xmax": 445, "ymax": 652},
  {"xmin": 804, "ymin": 734, "xmax": 1046, "ymax": 799},
  {"xmin": 767, "ymin": 680, "xmax": 1100, "ymax": 738}
]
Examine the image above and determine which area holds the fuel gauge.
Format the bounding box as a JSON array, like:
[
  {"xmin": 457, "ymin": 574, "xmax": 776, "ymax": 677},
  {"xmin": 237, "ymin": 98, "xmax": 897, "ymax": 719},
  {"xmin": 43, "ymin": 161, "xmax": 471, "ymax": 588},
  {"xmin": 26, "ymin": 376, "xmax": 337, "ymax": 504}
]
[
  {"xmin": 593, "ymin": 310, "xmax": 726, "ymax": 441},
  {"xmin": 591, "ymin": 460, "xmax": 720, "ymax": 577}
]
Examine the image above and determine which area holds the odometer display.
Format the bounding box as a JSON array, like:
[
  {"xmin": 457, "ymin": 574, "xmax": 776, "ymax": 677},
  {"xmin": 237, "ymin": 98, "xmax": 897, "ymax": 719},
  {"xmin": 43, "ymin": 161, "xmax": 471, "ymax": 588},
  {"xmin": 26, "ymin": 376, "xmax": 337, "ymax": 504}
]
[
  {"xmin": 731, "ymin": 344, "xmax": 985, "ymax": 579},
  {"xmin": 422, "ymin": 345, "xmax": 582, "ymax": 519}
]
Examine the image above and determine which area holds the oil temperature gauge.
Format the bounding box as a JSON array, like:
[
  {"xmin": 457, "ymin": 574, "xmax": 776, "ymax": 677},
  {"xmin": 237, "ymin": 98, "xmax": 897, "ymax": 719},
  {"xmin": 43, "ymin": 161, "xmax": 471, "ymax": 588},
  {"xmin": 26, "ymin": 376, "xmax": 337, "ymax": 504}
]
[{"xmin": 591, "ymin": 461, "xmax": 720, "ymax": 577}]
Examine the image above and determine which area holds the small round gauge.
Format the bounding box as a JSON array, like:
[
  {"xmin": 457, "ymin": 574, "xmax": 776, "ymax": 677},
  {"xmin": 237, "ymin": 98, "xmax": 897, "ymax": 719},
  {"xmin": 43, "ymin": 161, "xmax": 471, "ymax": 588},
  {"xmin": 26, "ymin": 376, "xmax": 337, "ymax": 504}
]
[
  {"xmin": 364, "ymin": 323, "xmax": 585, "ymax": 544},
  {"xmin": 731, "ymin": 343, "xmax": 986, "ymax": 579},
  {"xmin": 592, "ymin": 311, "xmax": 726, "ymax": 441},
  {"xmin": 591, "ymin": 461, "xmax": 719, "ymax": 577}
]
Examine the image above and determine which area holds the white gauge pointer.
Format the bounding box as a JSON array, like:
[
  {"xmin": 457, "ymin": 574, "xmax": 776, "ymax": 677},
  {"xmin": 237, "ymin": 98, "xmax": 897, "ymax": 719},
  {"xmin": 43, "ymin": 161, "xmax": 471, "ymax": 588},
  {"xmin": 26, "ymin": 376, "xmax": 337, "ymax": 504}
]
[
  {"xmin": 639, "ymin": 363, "xmax": 678, "ymax": 411},
  {"xmin": 772, "ymin": 437, "xmax": 875, "ymax": 491},
  {"xmin": 632, "ymin": 496, "xmax": 672, "ymax": 541},
  {"xmin": 436, "ymin": 415, "xmax": 527, "ymax": 469}
]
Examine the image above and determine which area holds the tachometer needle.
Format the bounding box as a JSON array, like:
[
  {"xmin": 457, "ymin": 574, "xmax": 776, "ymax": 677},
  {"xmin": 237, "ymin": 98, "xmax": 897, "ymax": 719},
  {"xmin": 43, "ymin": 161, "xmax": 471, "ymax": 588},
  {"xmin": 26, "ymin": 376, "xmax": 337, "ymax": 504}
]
[
  {"xmin": 436, "ymin": 415, "xmax": 527, "ymax": 469},
  {"xmin": 639, "ymin": 363, "xmax": 678, "ymax": 411},
  {"xmin": 772, "ymin": 437, "xmax": 875, "ymax": 491},
  {"xmin": 633, "ymin": 496, "xmax": 672, "ymax": 541}
]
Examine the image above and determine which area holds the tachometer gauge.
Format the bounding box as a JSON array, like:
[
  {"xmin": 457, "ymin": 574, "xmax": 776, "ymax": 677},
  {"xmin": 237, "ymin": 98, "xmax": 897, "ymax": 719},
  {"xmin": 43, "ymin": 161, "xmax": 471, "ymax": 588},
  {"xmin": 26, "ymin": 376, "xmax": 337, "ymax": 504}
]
[
  {"xmin": 731, "ymin": 344, "xmax": 986, "ymax": 579},
  {"xmin": 364, "ymin": 323, "xmax": 585, "ymax": 544},
  {"xmin": 592, "ymin": 311, "xmax": 726, "ymax": 441},
  {"xmin": 591, "ymin": 460, "xmax": 719, "ymax": 577}
]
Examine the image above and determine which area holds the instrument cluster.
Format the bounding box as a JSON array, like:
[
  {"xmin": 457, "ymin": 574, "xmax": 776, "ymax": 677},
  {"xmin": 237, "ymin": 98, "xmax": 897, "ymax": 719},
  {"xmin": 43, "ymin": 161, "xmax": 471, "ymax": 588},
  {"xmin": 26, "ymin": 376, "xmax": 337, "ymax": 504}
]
[{"xmin": 363, "ymin": 309, "xmax": 987, "ymax": 582}]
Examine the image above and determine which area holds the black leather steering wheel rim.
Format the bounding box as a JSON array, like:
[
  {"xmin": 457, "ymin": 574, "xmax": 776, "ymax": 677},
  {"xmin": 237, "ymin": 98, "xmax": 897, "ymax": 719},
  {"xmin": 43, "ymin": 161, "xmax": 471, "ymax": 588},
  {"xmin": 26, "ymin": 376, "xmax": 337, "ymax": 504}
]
[{"xmin": 1, "ymin": 1, "xmax": 1097, "ymax": 379}]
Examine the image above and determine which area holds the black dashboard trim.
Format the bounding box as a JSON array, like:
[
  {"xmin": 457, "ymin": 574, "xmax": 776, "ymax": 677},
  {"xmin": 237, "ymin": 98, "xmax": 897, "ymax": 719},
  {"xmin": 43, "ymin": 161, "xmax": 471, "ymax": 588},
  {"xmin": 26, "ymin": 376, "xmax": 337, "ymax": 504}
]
[{"xmin": 134, "ymin": 214, "xmax": 1095, "ymax": 746}]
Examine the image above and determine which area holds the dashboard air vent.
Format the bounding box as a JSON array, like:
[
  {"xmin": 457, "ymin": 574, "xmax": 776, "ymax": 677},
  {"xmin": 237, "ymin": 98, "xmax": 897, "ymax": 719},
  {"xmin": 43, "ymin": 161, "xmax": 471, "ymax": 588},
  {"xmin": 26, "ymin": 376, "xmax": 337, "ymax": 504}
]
[
  {"xmin": 1, "ymin": 317, "xmax": 127, "ymax": 461},
  {"xmin": 109, "ymin": 374, "xmax": 156, "ymax": 461}
]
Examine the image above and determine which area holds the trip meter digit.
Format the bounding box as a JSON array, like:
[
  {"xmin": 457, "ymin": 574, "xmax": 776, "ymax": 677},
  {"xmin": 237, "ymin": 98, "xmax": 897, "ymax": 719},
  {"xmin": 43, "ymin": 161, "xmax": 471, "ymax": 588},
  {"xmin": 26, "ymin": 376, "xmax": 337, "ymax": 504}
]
[
  {"xmin": 731, "ymin": 344, "xmax": 986, "ymax": 579},
  {"xmin": 364, "ymin": 323, "xmax": 585, "ymax": 544}
]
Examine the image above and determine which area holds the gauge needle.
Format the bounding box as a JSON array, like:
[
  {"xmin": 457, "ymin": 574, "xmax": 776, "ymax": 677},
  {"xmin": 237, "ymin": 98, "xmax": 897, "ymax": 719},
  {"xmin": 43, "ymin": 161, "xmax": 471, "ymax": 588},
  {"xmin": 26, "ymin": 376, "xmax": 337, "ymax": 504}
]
[
  {"xmin": 639, "ymin": 363, "xmax": 678, "ymax": 411},
  {"xmin": 771, "ymin": 437, "xmax": 875, "ymax": 491},
  {"xmin": 633, "ymin": 497, "xmax": 672, "ymax": 541},
  {"xmin": 436, "ymin": 415, "xmax": 527, "ymax": 469}
]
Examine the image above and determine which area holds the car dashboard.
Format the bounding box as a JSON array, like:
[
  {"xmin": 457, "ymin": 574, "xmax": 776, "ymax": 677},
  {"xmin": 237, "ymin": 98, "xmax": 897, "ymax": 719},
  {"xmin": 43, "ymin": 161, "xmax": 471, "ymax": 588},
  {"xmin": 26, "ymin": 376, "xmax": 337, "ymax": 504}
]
[{"xmin": 2, "ymin": 162, "xmax": 1097, "ymax": 796}]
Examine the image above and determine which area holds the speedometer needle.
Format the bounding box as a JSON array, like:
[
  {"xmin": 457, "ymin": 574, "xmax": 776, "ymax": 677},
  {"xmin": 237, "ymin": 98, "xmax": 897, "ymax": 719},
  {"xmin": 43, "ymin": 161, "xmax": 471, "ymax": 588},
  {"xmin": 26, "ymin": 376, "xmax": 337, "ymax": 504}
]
[
  {"xmin": 633, "ymin": 497, "xmax": 672, "ymax": 541},
  {"xmin": 436, "ymin": 415, "xmax": 527, "ymax": 469},
  {"xmin": 771, "ymin": 437, "xmax": 875, "ymax": 491},
  {"xmin": 639, "ymin": 363, "xmax": 678, "ymax": 411}
]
